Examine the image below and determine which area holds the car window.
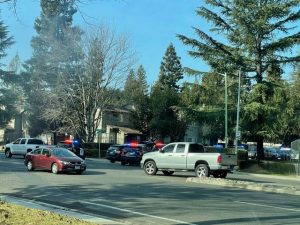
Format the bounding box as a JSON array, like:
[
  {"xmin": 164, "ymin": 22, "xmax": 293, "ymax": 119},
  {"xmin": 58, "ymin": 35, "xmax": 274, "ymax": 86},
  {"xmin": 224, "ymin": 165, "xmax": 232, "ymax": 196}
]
[
  {"xmin": 163, "ymin": 144, "xmax": 175, "ymax": 153},
  {"xmin": 175, "ymin": 144, "xmax": 186, "ymax": 153},
  {"xmin": 32, "ymin": 149, "xmax": 42, "ymax": 155},
  {"xmin": 28, "ymin": 139, "xmax": 44, "ymax": 145},
  {"xmin": 12, "ymin": 139, "xmax": 21, "ymax": 144},
  {"xmin": 52, "ymin": 148, "xmax": 76, "ymax": 157},
  {"xmin": 20, "ymin": 139, "xmax": 26, "ymax": 144},
  {"xmin": 42, "ymin": 149, "xmax": 50, "ymax": 155},
  {"xmin": 189, "ymin": 144, "xmax": 204, "ymax": 153}
]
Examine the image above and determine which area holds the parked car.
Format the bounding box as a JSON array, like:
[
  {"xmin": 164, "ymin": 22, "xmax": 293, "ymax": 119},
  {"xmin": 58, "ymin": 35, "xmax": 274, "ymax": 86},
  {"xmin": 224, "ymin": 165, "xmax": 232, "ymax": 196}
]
[
  {"xmin": 264, "ymin": 147, "xmax": 279, "ymax": 160},
  {"xmin": 24, "ymin": 147, "xmax": 86, "ymax": 174},
  {"xmin": 277, "ymin": 148, "xmax": 291, "ymax": 160},
  {"xmin": 120, "ymin": 147, "xmax": 143, "ymax": 165},
  {"xmin": 4, "ymin": 138, "xmax": 46, "ymax": 158},
  {"xmin": 141, "ymin": 142, "xmax": 237, "ymax": 178},
  {"xmin": 248, "ymin": 146, "xmax": 257, "ymax": 159},
  {"xmin": 106, "ymin": 144, "xmax": 127, "ymax": 163}
]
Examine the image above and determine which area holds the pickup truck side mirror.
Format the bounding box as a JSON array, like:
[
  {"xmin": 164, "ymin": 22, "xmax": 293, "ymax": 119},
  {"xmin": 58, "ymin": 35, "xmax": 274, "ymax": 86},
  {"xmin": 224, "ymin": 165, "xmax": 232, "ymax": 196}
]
[
  {"xmin": 159, "ymin": 149, "xmax": 164, "ymax": 153},
  {"xmin": 46, "ymin": 153, "xmax": 51, "ymax": 157}
]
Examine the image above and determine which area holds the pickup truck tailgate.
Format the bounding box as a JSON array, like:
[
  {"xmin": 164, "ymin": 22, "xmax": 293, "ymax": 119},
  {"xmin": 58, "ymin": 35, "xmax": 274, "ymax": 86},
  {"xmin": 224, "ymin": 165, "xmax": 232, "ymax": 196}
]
[{"xmin": 221, "ymin": 154, "xmax": 237, "ymax": 166}]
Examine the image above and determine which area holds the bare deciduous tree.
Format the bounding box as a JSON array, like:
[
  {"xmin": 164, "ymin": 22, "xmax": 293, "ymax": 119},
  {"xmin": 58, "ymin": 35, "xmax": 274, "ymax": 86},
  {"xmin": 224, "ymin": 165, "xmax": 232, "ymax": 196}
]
[{"xmin": 43, "ymin": 25, "xmax": 135, "ymax": 142}]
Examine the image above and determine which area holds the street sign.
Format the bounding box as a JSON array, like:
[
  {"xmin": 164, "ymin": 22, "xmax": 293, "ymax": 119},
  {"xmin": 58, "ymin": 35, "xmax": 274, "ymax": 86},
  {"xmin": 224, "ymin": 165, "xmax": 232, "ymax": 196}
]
[
  {"xmin": 236, "ymin": 130, "xmax": 241, "ymax": 140},
  {"xmin": 96, "ymin": 128, "xmax": 103, "ymax": 134}
]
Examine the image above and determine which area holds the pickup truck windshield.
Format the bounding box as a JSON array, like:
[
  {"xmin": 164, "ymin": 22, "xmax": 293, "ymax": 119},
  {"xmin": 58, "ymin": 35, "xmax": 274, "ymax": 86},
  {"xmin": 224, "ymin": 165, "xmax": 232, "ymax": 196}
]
[{"xmin": 189, "ymin": 143, "xmax": 204, "ymax": 153}]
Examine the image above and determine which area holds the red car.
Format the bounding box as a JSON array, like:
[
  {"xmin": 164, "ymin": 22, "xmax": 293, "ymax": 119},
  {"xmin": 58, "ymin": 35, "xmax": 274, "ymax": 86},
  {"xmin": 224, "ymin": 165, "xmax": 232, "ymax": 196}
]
[{"xmin": 24, "ymin": 147, "xmax": 86, "ymax": 174}]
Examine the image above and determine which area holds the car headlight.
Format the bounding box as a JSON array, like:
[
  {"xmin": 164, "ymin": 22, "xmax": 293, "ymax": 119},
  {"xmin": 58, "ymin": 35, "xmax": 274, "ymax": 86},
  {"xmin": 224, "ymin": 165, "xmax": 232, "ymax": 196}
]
[
  {"xmin": 60, "ymin": 161, "xmax": 70, "ymax": 165},
  {"xmin": 81, "ymin": 160, "xmax": 86, "ymax": 165}
]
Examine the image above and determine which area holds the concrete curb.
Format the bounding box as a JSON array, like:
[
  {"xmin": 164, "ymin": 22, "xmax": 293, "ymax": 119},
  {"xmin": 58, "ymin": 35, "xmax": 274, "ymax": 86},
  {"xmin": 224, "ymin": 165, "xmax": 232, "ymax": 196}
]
[
  {"xmin": 186, "ymin": 177, "xmax": 300, "ymax": 196},
  {"xmin": 0, "ymin": 195, "xmax": 120, "ymax": 225},
  {"xmin": 234, "ymin": 171, "xmax": 300, "ymax": 181}
]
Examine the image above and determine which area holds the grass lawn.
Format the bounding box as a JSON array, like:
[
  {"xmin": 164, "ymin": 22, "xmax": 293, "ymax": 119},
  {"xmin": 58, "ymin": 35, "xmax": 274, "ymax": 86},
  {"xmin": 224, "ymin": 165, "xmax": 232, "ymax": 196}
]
[{"xmin": 0, "ymin": 200, "xmax": 98, "ymax": 225}]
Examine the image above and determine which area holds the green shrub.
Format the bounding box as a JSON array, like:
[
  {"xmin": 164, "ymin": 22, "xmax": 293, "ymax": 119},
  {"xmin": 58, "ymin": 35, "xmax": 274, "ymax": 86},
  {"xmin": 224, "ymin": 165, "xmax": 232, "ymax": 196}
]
[{"xmin": 260, "ymin": 161, "xmax": 296, "ymax": 175}]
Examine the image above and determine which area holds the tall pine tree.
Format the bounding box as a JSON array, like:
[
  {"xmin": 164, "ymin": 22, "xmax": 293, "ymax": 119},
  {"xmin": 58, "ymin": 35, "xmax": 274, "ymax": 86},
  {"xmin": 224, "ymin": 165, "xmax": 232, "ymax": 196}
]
[
  {"xmin": 178, "ymin": 0, "xmax": 300, "ymax": 159},
  {"xmin": 158, "ymin": 43, "xmax": 183, "ymax": 91}
]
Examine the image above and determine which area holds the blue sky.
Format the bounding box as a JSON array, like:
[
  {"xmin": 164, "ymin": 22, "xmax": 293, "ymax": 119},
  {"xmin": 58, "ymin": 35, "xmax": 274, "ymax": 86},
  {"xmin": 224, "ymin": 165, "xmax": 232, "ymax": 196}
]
[{"xmin": 1, "ymin": 0, "xmax": 208, "ymax": 85}]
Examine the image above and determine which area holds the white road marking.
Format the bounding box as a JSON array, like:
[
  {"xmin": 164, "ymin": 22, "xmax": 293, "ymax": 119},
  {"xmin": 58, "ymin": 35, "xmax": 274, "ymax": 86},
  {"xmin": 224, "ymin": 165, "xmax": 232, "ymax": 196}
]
[
  {"xmin": 235, "ymin": 201, "xmax": 300, "ymax": 212},
  {"xmin": 80, "ymin": 200, "xmax": 197, "ymax": 225}
]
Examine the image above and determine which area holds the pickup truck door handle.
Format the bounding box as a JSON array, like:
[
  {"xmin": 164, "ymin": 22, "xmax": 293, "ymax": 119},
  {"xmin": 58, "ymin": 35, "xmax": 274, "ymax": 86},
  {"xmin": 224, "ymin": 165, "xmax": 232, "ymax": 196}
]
[
  {"xmin": 180, "ymin": 155, "xmax": 185, "ymax": 157},
  {"xmin": 167, "ymin": 155, "xmax": 172, "ymax": 156}
]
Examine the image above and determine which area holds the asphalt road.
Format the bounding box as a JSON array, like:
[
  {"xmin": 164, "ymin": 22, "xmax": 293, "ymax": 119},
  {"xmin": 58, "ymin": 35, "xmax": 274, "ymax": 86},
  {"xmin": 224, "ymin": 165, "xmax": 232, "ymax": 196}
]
[{"xmin": 0, "ymin": 153, "xmax": 300, "ymax": 225}]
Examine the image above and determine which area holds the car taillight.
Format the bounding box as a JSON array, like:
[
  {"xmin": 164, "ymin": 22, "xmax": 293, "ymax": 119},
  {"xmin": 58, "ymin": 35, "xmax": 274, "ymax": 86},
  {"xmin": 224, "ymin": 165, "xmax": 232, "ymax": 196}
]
[{"xmin": 217, "ymin": 154, "xmax": 222, "ymax": 164}]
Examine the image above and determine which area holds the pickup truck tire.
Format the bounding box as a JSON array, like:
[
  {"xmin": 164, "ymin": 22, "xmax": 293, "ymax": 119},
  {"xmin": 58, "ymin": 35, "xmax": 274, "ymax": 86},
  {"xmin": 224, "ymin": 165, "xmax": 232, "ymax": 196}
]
[
  {"xmin": 27, "ymin": 161, "xmax": 34, "ymax": 171},
  {"xmin": 195, "ymin": 164, "xmax": 209, "ymax": 178},
  {"xmin": 162, "ymin": 171, "xmax": 174, "ymax": 176},
  {"xmin": 5, "ymin": 149, "xmax": 12, "ymax": 158},
  {"xmin": 51, "ymin": 163, "xmax": 59, "ymax": 174},
  {"xmin": 144, "ymin": 160, "xmax": 158, "ymax": 175}
]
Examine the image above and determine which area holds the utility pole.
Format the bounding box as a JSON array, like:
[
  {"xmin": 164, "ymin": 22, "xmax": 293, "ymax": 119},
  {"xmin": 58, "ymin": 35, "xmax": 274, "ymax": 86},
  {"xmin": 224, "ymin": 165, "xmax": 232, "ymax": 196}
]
[
  {"xmin": 217, "ymin": 72, "xmax": 228, "ymax": 148},
  {"xmin": 235, "ymin": 70, "xmax": 241, "ymax": 153},
  {"xmin": 224, "ymin": 73, "xmax": 228, "ymax": 148}
]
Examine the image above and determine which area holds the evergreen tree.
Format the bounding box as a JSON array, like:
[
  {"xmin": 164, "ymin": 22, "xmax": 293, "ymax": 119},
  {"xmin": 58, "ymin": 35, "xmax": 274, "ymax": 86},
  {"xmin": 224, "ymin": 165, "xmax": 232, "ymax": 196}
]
[
  {"xmin": 158, "ymin": 43, "xmax": 183, "ymax": 91},
  {"xmin": 124, "ymin": 69, "xmax": 138, "ymax": 104},
  {"xmin": 0, "ymin": 17, "xmax": 16, "ymax": 128},
  {"xmin": 136, "ymin": 65, "xmax": 148, "ymax": 95},
  {"xmin": 178, "ymin": 0, "xmax": 300, "ymax": 159},
  {"xmin": 23, "ymin": 0, "xmax": 83, "ymax": 137}
]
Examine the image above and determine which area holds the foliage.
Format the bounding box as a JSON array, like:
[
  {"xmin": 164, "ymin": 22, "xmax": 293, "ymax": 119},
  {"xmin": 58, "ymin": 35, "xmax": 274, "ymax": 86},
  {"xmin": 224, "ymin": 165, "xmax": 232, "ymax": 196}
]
[
  {"xmin": 23, "ymin": 0, "xmax": 83, "ymax": 137},
  {"xmin": 158, "ymin": 43, "xmax": 183, "ymax": 91},
  {"xmin": 0, "ymin": 17, "xmax": 16, "ymax": 128},
  {"xmin": 43, "ymin": 26, "xmax": 135, "ymax": 142},
  {"xmin": 178, "ymin": 0, "xmax": 300, "ymax": 157}
]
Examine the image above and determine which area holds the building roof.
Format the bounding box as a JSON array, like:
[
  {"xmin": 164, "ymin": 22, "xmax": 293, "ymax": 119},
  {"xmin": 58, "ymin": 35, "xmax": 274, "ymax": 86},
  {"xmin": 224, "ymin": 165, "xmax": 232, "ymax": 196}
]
[{"xmin": 109, "ymin": 125, "xmax": 142, "ymax": 135}]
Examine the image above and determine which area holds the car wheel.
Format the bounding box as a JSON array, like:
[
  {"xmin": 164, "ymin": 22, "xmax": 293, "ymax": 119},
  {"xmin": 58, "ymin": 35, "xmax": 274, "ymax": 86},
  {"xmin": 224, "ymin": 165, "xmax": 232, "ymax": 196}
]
[
  {"xmin": 121, "ymin": 161, "xmax": 126, "ymax": 165},
  {"xmin": 144, "ymin": 160, "xmax": 158, "ymax": 175},
  {"xmin": 110, "ymin": 160, "xmax": 115, "ymax": 163},
  {"xmin": 51, "ymin": 163, "xmax": 59, "ymax": 174},
  {"xmin": 195, "ymin": 164, "xmax": 209, "ymax": 178},
  {"xmin": 162, "ymin": 170, "xmax": 174, "ymax": 176},
  {"xmin": 27, "ymin": 161, "xmax": 34, "ymax": 171},
  {"xmin": 5, "ymin": 149, "xmax": 12, "ymax": 158}
]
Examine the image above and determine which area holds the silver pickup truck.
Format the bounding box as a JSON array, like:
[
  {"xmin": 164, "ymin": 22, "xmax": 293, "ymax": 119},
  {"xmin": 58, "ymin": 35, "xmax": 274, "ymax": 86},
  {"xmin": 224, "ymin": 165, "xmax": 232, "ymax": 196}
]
[
  {"xmin": 4, "ymin": 138, "xmax": 45, "ymax": 158},
  {"xmin": 140, "ymin": 142, "xmax": 237, "ymax": 178}
]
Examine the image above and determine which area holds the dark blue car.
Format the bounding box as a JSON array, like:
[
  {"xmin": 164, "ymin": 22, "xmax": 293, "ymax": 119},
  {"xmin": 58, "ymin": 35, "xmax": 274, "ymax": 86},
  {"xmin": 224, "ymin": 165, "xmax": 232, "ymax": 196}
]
[{"xmin": 120, "ymin": 147, "xmax": 143, "ymax": 165}]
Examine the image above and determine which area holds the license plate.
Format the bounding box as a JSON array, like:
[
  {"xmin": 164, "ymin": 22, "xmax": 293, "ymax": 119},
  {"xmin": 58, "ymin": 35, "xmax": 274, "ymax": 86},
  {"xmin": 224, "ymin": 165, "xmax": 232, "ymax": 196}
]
[{"xmin": 75, "ymin": 166, "xmax": 81, "ymax": 170}]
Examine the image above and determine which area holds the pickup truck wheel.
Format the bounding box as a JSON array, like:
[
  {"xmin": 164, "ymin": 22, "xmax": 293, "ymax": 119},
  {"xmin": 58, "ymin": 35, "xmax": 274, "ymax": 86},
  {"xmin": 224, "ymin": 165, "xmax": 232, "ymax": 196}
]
[
  {"xmin": 5, "ymin": 149, "xmax": 12, "ymax": 158},
  {"xmin": 162, "ymin": 170, "xmax": 174, "ymax": 176},
  {"xmin": 144, "ymin": 160, "xmax": 158, "ymax": 175},
  {"xmin": 110, "ymin": 159, "xmax": 115, "ymax": 163},
  {"xmin": 27, "ymin": 161, "xmax": 34, "ymax": 171},
  {"xmin": 195, "ymin": 164, "xmax": 209, "ymax": 178},
  {"xmin": 51, "ymin": 163, "xmax": 59, "ymax": 174}
]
